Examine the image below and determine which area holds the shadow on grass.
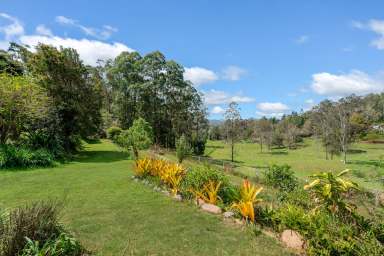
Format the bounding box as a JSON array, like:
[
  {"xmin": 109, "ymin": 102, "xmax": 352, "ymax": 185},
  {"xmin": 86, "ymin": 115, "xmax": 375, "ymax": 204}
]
[
  {"xmin": 349, "ymin": 160, "xmax": 384, "ymax": 168},
  {"xmin": 270, "ymin": 151, "xmax": 288, "ymax": 155},
  {"xmin": 74, "ymin": 150, "xmax": 130, "ymax": 163},
  {"xmin": 347, "ymin": 149, "xmax": 367, "ymax": 154}
]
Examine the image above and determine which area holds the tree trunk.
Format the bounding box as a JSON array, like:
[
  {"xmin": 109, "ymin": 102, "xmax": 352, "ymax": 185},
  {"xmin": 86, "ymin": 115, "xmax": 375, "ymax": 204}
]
[
  {"xmin": 133, "ymin": 147, "xmax": 139, "ymax": 160},
  {"xmin": 231, "ymin": 139, "xmax": 234, "ymax": 162}
]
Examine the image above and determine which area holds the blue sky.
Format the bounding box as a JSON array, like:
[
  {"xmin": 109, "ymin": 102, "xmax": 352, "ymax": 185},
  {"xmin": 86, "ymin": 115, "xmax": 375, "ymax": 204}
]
[{"xmin": 1, "ymin": 1, "xmax": 384, "ymax": 119}]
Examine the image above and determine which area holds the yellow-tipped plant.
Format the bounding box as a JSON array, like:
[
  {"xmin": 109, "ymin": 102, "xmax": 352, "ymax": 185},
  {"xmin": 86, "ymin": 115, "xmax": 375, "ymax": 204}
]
[
  {"xmin": 160, "ymin": 163, "xmax": 185, "ymax": 195},
  {"xmin": 135, "ymin": 158, "xmax": 152, "ymax": 177},
  {"xmin": 194, "ymin": 180, "xmax": 222, "ymax": 205},
  {"xmin": 232, "ymin": 179, "xmax": 263, "ymax": 222}
]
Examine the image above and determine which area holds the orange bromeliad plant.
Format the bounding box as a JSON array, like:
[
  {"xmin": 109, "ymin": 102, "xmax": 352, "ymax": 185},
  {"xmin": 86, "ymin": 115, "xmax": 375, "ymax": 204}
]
[
  {"xmin": 135, "ymin": 158, "xmax": 152, "ymax": 177},
  {"xmin": 232, "ymin": 179, "xmax": 263, "ymax": 222}
]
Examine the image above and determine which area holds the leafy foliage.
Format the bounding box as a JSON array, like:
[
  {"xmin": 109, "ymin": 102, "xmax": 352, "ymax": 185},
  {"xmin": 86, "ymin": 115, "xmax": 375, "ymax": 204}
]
[
  {"xmin": 0, "ymin": 145, "xmax": 54, "ymax": 169},
  {"xmin": 106, "ymin": 126, "xmax": 122, "ymax": 140},
  {"xmin": 175, "ymin": 135, "xmax": 191, "ymax": 163},
  {"xmin": 192, "ymin": 180, "xmax": 222, "ymax": 205},
  {"xmin": 304, "ymin": 169, "xmax": 358, "ymax": 215},
  {"xmin": 116, "ymin": 118, "xmax": 153, "ymax": 159},
  {"xmin": 180, "ymin": 165, "xmax": 236, "ymax": 204},
  {"xmin": 231, "ymin": 180, "xmax": 263, "ymax": 222},
  {"xmin": 264, "ymin": 164, "xmax": 298, "ymax": 192}
]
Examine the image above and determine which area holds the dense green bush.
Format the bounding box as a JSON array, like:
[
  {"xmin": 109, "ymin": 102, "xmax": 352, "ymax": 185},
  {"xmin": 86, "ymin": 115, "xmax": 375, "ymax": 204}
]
[
  {"xmin": 180, "ymin": 165, "xmax": 239, "ymax": 205},
  {"xmin": 176, "ymin": 135, "xmax": 191, "ymax": 163},
  {"xmin": 0, "ymin": 201, "xmax": 87, "ymax": 256},
  {"xmin": 263, "ymin": 164, "xmax": 298, "ymax": 192},
  {"xmin": 0, "ymin": 145, "xmax": 54, "ymax": 169},
  {"xmin": 21, "ymin": 232, "xmax": 85, "ymax": 256},
  {"xmin": 191, "ymin": 138, "xmax": 206, "ymax": 156},
  {"xmin": 106, "ymin": 126, "xmax": 122, "ymax": 140}
]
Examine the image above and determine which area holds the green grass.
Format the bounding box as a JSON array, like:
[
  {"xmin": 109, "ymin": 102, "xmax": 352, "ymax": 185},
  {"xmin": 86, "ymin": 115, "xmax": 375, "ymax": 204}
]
[
  {"xmin": 205, "ymin": 139, "xmax": 384, "ymax": 190},
  {"xmin": 0, "ymin": 140, "xmax": 288, "ymax": 256}
]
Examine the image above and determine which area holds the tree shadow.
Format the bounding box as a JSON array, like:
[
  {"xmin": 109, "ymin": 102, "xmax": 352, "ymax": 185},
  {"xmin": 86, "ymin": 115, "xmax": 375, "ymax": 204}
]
[
  {"xmin": 73, "ymin": 150, "xmax": 130, "ymax": 163},
  {"xmin": 349, "ymin": 160, "xmax": 384, "ymax": 168},
  {"xmin": 347, "ymin": 149, "xmax": 367, "ymax": 154},
  {"xmin": 206, "ymin": 145, "xmax": 225, "ymax": 149},
  {"xmin": 270, "ymin": 151, "xmax": 288, "ymax": 155}
]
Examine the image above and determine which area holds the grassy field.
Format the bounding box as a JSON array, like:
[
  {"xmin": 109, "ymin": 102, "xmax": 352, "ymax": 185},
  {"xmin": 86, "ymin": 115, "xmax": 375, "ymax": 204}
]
[
  {"xmin": 205, "ymin": 139, "xmax": 384, "ymax": 190},
  {"xmin": 0, "ymin": 140, "xmax": 289, "ymax": 256}
]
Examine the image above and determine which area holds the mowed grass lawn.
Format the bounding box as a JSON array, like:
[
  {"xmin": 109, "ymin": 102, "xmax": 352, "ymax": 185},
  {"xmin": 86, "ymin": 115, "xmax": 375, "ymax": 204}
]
[
  {"xmin": 0, "ymin": 140, "xmax": 288, "ymax": 256},
  {"xmin": 206, "ymin": 139, "xmax": 384, "ymax": 190}
]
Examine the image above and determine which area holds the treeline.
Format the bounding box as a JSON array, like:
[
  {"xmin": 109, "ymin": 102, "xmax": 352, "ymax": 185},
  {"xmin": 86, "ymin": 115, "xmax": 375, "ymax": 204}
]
[
  {"xmin": 0, "ymin": 43, "xmax": 208, "ymax": 168},
  {"xmin": 211, "ymin": 94, "xmax": 384, "ymax": 163}
]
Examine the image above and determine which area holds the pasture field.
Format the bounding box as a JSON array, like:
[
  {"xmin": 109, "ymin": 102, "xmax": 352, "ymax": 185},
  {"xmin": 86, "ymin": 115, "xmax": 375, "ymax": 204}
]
[
  {"xmin": 205, "ymin": 139, "xmax": 384, "ymax": 190},
  {"xmin": 0, "ymin": 140, "xmax": 288, "ymax": 256}
]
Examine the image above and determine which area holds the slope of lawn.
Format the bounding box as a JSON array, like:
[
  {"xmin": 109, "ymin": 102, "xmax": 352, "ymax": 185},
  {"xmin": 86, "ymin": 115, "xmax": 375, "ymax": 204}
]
[
  {"xmin": 205, "ymin": 139, "xmax": 384, "ymax": 190},
  {"xmin": 0, "ymin": 140, "xmax": 289, "ymax": 256}
]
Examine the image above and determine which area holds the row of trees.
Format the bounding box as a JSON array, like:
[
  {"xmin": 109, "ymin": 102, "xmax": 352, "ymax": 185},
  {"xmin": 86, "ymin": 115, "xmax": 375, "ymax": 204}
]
[
  {"xmin": 214, "ymin": 93, "xmax": 384, "ymax": 163},
  {"xmin": 0, "ymin": 43, "xmax": 209, "ymax": 165},
  {"xmin": 103, "ymin": 51, "xmax": 208, "ymax": 153}
]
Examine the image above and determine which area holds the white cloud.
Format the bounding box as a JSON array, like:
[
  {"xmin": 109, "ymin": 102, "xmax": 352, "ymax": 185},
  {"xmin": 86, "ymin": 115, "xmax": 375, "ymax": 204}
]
[
  {"xmin": 203, "ymin": 89, "xmax": 254, "ymax": 105},
  {"xmin": 211, "ymin": 106, "xmax": 225, "ymax": 114},
  {"xmin": 255, "ymin": 111, "xmax": 285, "ymax": 118},
  {"xmin": 19, "ymin": 35, "xmax": 133, "ymax": 65},
  {"xmin": 35, "ymin": 25, "xmax": 53, "ymax": 36},
  {"xmin": 257, "ymin": 102, "xmax": 289, "ymax": 112},
  {"xmin": 295, "ymin": 35, "xmax": 309, "ymax": 44},
  {"xmin": 311, "ymin": 70, "xmax": 384, "ymax": 96},
  {"xmin": 55, "ymin": 15, "xmax": 117, "ymax": 40},
  {"xmin": 0, "ymin": 13, "xmax": 132, "ymax": 66},
  {"xmin": 222, "ymin": 65, "xmax": 246, "ymax": 81},
  {"xmin": 0, "ymin": 13, "xmax": 24, "ymax": 40},
  {"xmin": 353, "ymin": 19, "xmax": 384, "ymax": 50},
  {"xmin": 184, "ymin": 67, "xmax": 218, "ymax": 86}
]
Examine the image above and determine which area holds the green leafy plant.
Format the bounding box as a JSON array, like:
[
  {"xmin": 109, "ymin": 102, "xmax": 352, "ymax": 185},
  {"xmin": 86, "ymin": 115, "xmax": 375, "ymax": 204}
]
[
  {"xmin": 175, "ymin": 135, "xmax": 191, "ymax": 163},
  {"xmin": 106, "ymin": 126, "xmax": 122, "ymax": 140},
  {"xmin": 264, "ymin": 164, "xmax": 298, "ymax": 192},
  {"xmin": 116, "ymin": 118, "xmax": 153, "ymax": 160},
  {"xmin": 304, "ymin": 169, "xmax": 359, "ymax": 214}
]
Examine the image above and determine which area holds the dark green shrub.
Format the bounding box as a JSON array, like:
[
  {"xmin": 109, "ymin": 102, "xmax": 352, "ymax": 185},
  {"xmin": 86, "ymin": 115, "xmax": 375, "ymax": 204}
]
[
  {"xmin": 264, "ymin": 164, "xmax": 298, "ymax": 192},
  {"xmin": 0, "ymin": 145, "xmax": 54, "ymax": 169},
  {"xmin": 0, "ymin": 201, "xmax": 62, "ymax": 256},
  {"xmin": 191, "ymin": 138, "xmax": 206, "ymax": 155},
  {"xmin": 180, "ymin": 165, "xmax": 238, "ymax": 205},
  {"xmin": 106, "ymin": 126, "xmax": 122, "ymax": 140},
  {"xmin": 277, "ymin": 188, "xmax": 312, "ymax": 209},
  {"xmin": 254, "ymin": 205, "xmax": 279, "ymax": 227},
  {"xmin": 176, "ymin": 135, "xmax": 191, "ymax": 163}
]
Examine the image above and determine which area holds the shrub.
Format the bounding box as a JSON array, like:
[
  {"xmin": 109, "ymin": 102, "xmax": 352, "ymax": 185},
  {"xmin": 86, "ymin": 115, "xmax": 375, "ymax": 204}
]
[
  {"xmin": 277, "ymin": 187, "xmax": 312, "ymax": 209},
  {"xmin": 264, "ymin": 164, "xmax": 298, "ymax": 192},
  {"xmin": 0, "ymin": 145, "xmax": 54, "ymax": 169},
  {"xmin": 231, "ymin": 180, "xmax": 263, "ymax": 222},
  {"xmin": 191, "ymin": 138, "xmax": 206, "ymax": 155},
  {"xmin": 106, "ymin": 126, "xmax": 122, "ymax": 140},
  {"xmin": 275, "ymin": 204, "xmax": 310, "ymax": 232},
  {"xmin": 180, "ymin": 165, "xmax": 235, "ymax": 204},
  {"xmin": 254, "ymin": 205, "xmax": 278, "ymax": 227},
  {"xmin": 304, "ymin": 169, "xmax": 359, "ymax": 215},
  {"xmin": 176, "ymin": 135, "xmax": 191, "ymax": 163},
  {"xmin": 0, "ymin": 201, "xmax": 62, "ymax": 256},
  {"xmin": 192, "ymin": 180, "xmax": 222, "ymax": 204}
]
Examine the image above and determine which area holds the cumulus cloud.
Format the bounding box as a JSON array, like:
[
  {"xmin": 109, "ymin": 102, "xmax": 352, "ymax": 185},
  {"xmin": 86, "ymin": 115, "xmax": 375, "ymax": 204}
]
[
  {"xmin": 257, "ymin": 102, "xmax": 289, "ymax": 112},
  {"xmin": 184, "ymin": 67, "xmax": 218, "ymax": 86},
  {"xmin": 222, "ymin": 65, "xmax": 246, "ymax": 81},
  {"xmin": 19, "ymin": 35, "xmax": 133, "ymax": 65},
  {"xmin": 203, "ymin": 89, "xmax": 254, "ymax": 105},
  {"xmin": 0, "ymin": 13, "xmax": 24, "ymax": 40},
  {"xmin": 311, "ymin": 70, "xmax": 384, "ymax": 96},
  {"xmin": 35, "ymin": 24, "xmax": 53, "ymax": 36},
  {"xmin": 353, "ymin": 19, "xmax": 384, "ymax": 50},
  {"xmin": 211, "ymin": 106, "xmax": 225, "ymax": 114},
  {"xmin": 0, "ymin": 13, "xmax": 133, "ymax": 66},
  {"xmin": 55, "ymin": 15, "xmax": 117, "ymax": 40},
  {"xmin": 255, "ymin": 102, "xmax": 289, "ymax": 118}
]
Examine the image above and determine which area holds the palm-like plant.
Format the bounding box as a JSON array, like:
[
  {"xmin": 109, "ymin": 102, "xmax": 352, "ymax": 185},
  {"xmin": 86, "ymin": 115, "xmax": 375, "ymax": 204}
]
[
  {"xmin": 304, "ymin": 169, "xmax": 358, "ymax": 214},
  {"xmin": 193, "ymin": 180, "xmax": 222, "ymax": 204},
  {"xmin": 232, "ymin": 179, "xmax": 263, "ymax": 222}
]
